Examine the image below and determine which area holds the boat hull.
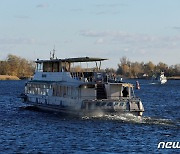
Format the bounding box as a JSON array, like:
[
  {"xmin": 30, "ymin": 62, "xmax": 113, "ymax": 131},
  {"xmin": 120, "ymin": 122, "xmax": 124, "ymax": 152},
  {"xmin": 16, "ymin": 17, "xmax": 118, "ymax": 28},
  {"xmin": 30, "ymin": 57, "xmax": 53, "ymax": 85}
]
[{"xmin": 21, "ymin": 95, "xmax": 144, "ymax": 117}]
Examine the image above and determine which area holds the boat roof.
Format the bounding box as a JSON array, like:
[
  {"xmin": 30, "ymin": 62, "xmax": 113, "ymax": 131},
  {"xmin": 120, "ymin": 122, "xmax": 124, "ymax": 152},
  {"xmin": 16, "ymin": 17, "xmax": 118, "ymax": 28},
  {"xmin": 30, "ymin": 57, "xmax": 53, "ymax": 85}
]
[{"xmin": 36, "ymin": 57, "xmax": 108, "ymax": 63}]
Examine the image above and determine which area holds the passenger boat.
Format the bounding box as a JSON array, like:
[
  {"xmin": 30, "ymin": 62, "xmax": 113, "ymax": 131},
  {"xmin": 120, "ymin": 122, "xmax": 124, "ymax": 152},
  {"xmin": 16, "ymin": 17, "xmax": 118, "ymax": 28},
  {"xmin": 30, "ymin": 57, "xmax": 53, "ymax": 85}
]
[{"xmin": 21, "ymin": 54, "xmax": 144, "ymax": 116}]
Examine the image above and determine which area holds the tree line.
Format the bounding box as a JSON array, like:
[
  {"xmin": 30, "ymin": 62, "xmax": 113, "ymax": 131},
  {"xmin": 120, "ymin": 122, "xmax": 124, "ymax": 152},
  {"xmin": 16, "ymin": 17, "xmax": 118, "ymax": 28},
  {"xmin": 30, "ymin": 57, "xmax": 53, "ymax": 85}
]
[
  {"xmin": 106, "ymin": 57, "xmax": 180, "ymax": 78},
  {"xmin": 0, "ymin": 55, "xmax": 179, "ymax": 79},
  {"xmin": 0, "ymin": 54, "xmax": 35, "ymax": 78}
]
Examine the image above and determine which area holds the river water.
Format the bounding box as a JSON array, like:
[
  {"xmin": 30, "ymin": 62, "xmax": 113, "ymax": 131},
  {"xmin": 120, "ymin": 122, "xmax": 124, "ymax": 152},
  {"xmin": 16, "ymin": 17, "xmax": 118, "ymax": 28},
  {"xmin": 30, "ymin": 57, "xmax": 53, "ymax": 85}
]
[{"xmin": 0, "ymin": 80, "xmax": 179, "ymax": 153}]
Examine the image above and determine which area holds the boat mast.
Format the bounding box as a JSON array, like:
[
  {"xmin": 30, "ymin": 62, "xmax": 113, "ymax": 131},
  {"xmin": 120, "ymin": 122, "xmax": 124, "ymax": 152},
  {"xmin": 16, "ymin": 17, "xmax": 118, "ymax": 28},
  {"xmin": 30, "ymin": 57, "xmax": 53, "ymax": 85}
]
[{"xmin": 50, "ymin": 46, "xmax": 56, "ymax": 60}]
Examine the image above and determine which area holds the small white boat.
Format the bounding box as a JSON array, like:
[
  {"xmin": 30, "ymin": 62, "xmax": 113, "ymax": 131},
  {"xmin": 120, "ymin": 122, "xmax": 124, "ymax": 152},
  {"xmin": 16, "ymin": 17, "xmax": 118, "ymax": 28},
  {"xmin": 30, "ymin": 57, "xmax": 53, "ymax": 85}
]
[
  {"xmin": 20, "ymin": 54, "xmax": 144, "ymax": 116},
  {"xmin": 158, "ymin": 72, "xmax": 167, "ymax": 84},
  {"xmin": 151, "ymin": 71, "xmax": 167, "ymax": 84}
]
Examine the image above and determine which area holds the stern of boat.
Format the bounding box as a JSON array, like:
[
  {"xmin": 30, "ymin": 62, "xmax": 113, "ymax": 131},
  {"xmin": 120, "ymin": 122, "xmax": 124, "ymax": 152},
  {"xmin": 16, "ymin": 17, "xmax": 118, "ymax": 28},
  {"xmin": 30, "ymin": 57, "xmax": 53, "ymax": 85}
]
[{"xmin": 81, "ymin": 98, "xmax": 144, "ymax": 116}]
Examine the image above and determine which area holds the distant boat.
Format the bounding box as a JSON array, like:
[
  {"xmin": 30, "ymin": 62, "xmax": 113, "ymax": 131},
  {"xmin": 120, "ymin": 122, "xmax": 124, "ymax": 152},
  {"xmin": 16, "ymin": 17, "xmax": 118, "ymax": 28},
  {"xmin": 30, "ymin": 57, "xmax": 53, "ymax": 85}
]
[
  {"xmin": 151, "ymin": 71, "xmax": 167, "ymax": 84},
  {"xmin": 158, "ymin": 72, "xmax": 167, "ymax": 84}
]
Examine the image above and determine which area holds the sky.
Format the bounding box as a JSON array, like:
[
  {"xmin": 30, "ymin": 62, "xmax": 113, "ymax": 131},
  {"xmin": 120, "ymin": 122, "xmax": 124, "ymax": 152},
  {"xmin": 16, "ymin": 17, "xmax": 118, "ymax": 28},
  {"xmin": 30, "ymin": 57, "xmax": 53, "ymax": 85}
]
[{"xmin": 0, "ymin": 0, "xmax": 180, "ymax": 69}]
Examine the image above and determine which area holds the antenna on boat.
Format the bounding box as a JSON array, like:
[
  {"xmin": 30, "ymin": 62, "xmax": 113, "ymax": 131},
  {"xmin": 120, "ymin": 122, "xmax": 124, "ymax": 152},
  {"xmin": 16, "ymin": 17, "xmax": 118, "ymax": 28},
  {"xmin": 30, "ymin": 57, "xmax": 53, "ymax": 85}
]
[
  {"xmin": 50, "ymin": 45, "xmax": 56, "ymax": 60},
  {"xmin": 50, "ymin": 51, "xmax": 52, "ymax": 59},
  {"xmin": 52, "ymin": 45, "xmax": 56, "ymax": 59}
]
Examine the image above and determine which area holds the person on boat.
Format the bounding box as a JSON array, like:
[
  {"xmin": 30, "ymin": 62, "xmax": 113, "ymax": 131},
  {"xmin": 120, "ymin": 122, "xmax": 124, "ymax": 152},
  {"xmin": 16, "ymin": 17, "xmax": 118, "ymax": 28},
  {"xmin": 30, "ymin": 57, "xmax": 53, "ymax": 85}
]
[{"xmin": 122, "ymin": 87, "xmax": 128, "ymax": 97}]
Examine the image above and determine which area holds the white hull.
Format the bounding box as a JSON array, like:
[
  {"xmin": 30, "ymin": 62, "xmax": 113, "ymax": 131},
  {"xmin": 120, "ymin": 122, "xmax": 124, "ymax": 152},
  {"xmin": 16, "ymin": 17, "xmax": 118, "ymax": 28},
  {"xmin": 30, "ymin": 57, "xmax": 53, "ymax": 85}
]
[
  {"xmin": 159, "ymin": 79, "xmax": 167, "ymax": 84},
  {"xmin": 22, "ymin": 92, "xmax": 144, "ymax": 117},
  {"xmin": 24, "ymin": 99, "xmax": 144, "ymax": 117}
]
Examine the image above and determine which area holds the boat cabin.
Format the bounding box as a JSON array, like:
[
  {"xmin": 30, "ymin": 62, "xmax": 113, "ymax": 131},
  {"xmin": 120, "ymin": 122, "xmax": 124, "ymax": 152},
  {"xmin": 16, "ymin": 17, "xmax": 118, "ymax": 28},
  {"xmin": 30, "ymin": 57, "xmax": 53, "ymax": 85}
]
[
  {"xmin": 32, "ymin": 57, "xmax": 135, "ymax": 100},
  {"xmin": 34, "ymin": 57, "xmax": 108, "ymax": 82},
  {"xmin": 36, "ymin": 57, "xmax": 107, "ymax": 73}
]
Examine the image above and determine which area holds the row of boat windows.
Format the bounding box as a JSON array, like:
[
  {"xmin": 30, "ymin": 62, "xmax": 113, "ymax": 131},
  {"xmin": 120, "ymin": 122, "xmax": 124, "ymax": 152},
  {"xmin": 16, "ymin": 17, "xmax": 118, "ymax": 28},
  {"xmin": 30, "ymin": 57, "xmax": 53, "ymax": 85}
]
[
  {"xmin": 26, "ymin": 85, "xmax": 49, "ymax": 96},
  {"xmin": 37, "ymin": 62, "xmax": 70, "ymax": 72},
  {"xmin": 27, "ymin": 83, "xmax": 52, "ymax": 89},
  {"xmin": 26, "ymin": 83, "xmax": 78, "ymax": 98},
  {"xmin": 52, "ymin": 85, "xmax": 78, "ymax": 98}
]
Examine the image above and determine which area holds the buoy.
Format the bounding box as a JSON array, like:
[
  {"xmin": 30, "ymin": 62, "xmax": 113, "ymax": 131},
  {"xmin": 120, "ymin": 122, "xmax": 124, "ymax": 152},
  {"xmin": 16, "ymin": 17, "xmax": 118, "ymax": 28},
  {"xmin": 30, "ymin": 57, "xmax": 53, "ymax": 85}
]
[{"xmin": 136, "ymin": 81, "xmax": 140, "ymax": 89}]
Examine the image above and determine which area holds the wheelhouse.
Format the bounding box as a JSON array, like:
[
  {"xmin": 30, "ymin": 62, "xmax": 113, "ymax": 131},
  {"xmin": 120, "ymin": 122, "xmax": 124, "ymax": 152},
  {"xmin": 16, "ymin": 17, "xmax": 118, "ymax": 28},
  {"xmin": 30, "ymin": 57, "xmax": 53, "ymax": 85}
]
[{"xmin": 35, "ymin": 57, "xmax": 107, "ymax": 73}]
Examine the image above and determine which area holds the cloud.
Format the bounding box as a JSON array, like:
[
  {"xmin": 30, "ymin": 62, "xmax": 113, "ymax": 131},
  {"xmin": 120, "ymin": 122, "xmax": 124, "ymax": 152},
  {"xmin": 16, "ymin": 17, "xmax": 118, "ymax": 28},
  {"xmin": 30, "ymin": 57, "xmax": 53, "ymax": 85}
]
[
  {"xmin": 94, "ymin": 10, "xmax": 121, "ymax": 15},
  {"xmin": 80, "ymin": 30, "xmax": 141, "ymax": 39},
  {"xmin": 80, "ymin": 30, "xmax": 146, "ymax": 45},
  {"xmin": 64, "ymin": 40, "xmax": 72, "ymax": 44},
  {"xmin": 80, "ymin": 30, "xmax": 180, "ymax": 45},
  {"xmin": 80, "ymin": 30, "xmax": 109, "ymax": 37},
  {"xmin": 172, "ymin": 26, "xmax": 180, "ymax": 30},
  {"xmin": 14, "ymin": 15, "xmax": 30, "ymax": 19},
  {"xmin": 36, "ymin": 3, "xmax": 49, "ymax": 8},
  {"xmin": 79, "ymin": 29, "xmax": 180, "ymax": 61},
  {"xmin": 95, "ymin": 3, "xmax": 128, "ymax": 8},
  {"xmin": 95, "ymin": 38, "xmax": 105, "ymax": 44},
  {"xmin": 95, "ymin": 11, "xmax": 108, "ymax": 15},
  {"xmin": 93, "ymin": 3, "xmax": 127, "ymax": 15},
  {"xmin": 70, "ymin": 8, "xmax": 83, "ymax": 12},
  {"xmin": 75, "ymin": 29, "xmax": 180, "ymax": 67},
  {"xmin": 0, "ymin": 37, "xmax": 37, "ymax": 45}
]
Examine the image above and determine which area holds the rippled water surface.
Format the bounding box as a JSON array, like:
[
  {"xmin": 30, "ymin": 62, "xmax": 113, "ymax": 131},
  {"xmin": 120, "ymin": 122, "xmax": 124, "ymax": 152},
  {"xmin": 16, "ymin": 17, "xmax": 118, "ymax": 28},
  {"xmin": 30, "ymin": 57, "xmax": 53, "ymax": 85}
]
[{"xmin": 0, "ymin": 80, "xmax": 179, "ymax": 153}]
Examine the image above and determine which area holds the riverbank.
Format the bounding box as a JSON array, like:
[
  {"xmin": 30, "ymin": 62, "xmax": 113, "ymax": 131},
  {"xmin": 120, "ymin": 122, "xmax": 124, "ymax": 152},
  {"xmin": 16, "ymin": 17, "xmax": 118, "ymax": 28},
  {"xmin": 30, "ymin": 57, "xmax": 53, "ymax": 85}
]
[
  {"xmin": 167, "ymin": 76, "xmax": 180, "ymax": 80},
  {"xmin": 0, "ymin": 75, "xmax": 179, "ymax": 80},
  {"xmin": 0, "ymin": 75, "xmax": 19, "ymax": 80}
]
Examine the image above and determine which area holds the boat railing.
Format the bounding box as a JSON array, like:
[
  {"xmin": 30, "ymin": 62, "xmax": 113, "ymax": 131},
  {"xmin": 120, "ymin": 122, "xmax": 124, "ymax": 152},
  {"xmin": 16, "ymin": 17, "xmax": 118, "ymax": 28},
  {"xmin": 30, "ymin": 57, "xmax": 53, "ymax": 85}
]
[
  {"xmin": 70, "ymin": 72, "xmax": 106, "ymax": 83},
  {"xmin": 70, "ymin": 72, "xmax": 120, "ymax": 83},
  {"xmin": 80, "ymin": 96, "xmax": 137, "ymax": 101}
]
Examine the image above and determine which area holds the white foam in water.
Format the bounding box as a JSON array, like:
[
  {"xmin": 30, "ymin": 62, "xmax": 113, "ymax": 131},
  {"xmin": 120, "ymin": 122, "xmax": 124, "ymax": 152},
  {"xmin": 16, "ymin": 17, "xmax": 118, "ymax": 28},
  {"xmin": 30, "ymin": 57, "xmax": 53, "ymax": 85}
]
[
  {"xmin": 82, "ymin": 113, "xmax": 176, "ymax": 127},
  {"xmin": 149, "ymin": 83, "xmax": 156, "ymax": 85},
  {"xmin": 141, "ymin": 116, "xmax": 176, "ymax": 126},
  {"xmin": 82, "ymin": 113, "xmax": 142, "ymax": 123}
]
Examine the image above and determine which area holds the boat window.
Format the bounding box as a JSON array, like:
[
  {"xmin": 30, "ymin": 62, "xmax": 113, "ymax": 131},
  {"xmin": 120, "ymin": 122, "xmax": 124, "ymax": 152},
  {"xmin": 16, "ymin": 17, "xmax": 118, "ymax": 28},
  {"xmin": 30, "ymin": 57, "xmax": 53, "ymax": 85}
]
[
  {"xmin": 67, "ymin": 86, "xmax": 71, "ymax": 96},
  {"xmin": 43, "ymin": 62, "xmax": 53, "ymax": 72},
  {"xmin": 59, "ymin": 85, "xmax": 62, "ymax": 96},
  {"xmin": 60, "ymin": 62, "xmax": 70, "ymax": 72},
  {"xmin": 53, "ymin": 84, "xmax": 57, "ymax": 96},
  {"xmin": 66, "ymin": 86, "xmax": 69, "ymax": 96},
  {"xmin": 52, "ymin": 62, "xmax": 59, "ymax": 72},
  {"xmin": 63, "ymin": 86, "xmax": 67, "ymax": 96},
  {"xmin": 26, "ymin": 83, "xmax": 78, "ymax": 98},
  {"xmin": 52, "ymin": 85, "xmax": 65, "ymax": 97},
  {"xmin": 36, "ymin": 63, "xmax": 43, "ymax": 72},
  {"xmin": 26, "ymin": 83, "xmax": 51, "ymax": 96}
]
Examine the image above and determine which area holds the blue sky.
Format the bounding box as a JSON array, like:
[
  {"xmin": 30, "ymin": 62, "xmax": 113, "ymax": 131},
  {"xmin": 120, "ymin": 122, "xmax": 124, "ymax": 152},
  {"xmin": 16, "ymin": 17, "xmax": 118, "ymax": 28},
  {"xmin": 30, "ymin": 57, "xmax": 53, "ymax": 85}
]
[{"xmin": 0, "ymin": 0, "xmax": 180, "ymax": 68}]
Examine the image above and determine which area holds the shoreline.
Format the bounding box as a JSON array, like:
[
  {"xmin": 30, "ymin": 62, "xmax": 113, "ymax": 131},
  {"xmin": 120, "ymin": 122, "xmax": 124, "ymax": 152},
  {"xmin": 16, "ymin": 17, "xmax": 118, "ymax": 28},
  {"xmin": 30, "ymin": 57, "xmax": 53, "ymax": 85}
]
[
  {"xmin": 167, "ymin": 76, "xmax": 180, "ymax": 80},
  {"xmin": 0, "ymin": 75, "xmax": 20, "ymax": 80},
  {"xmin": 0, "ymin": 75, "xmax": 180, "ymax": 80}
]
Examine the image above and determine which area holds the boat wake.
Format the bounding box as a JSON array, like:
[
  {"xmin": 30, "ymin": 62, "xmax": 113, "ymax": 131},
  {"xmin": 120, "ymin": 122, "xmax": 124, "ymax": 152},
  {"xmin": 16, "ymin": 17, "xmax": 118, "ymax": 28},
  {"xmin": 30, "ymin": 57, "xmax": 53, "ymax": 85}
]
[
  {"xmin": 21, "ymin": 106, "xmax": 178, "ymax": 127},
  {"xmin": 140, "ymin": 116, "xmax": 177, "ymax": 126},
  {"xmin": 149, "ymin": 82, "xmax": 158, "ymax": 85},
  {"xmin": 82, "ymin": 113, "xmax": 178, "ymax": 127}
]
